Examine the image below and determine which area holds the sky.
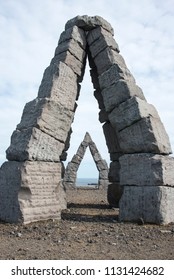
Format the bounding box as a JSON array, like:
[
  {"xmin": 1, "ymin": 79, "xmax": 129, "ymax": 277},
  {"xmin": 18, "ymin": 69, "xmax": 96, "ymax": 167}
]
[{"xmin": 0, "ymin": 0, "xmax": 174, "ymax": 178}]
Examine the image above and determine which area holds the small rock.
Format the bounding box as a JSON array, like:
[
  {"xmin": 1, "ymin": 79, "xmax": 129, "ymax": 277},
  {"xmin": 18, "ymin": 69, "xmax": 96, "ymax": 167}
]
[
  {"xmin": 17, "ymin": 232, "xmax": 22, "ymax": 237},
  {"xmin": 160, "ymin": 230, "xmax": 171, "ymax": 233}
]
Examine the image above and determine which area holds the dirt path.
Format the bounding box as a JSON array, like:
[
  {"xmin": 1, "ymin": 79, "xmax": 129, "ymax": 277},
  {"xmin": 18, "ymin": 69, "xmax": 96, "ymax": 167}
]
[{"xmin": 0, "ymin": 189, "xmax": 173, "ymax": 260}]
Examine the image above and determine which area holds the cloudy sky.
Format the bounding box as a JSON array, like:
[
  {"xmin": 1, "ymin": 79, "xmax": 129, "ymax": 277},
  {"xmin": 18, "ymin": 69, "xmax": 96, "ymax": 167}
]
[{"xmin": 0, "ymin": 0, "xmax": 174, "ymax": 178}]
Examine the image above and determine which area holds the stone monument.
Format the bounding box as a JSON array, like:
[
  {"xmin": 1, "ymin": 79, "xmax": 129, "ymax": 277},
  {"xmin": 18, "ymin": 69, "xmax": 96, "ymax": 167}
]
[
  {"xmin": 0, "ymin": 15, "xmax": 173, "ymax": 224},
  {"xmin": 63, "ymin": 132, "xmax": 108, "ymax": 189}
]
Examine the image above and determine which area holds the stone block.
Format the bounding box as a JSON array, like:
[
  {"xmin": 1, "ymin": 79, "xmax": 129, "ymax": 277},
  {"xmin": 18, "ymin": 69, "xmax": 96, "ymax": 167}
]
[
  {"xmin": 6, "ymin": 127, "xmax": 64, "ymax": 162},
  {"xmin": 58, "ymin": 25, "xmax": 86, "ymax": 49},
  {"xmin": 0, "ymin": 161, "xmax": 66, "ymax": 223},
  {"xmin": 98, "ymin": 179, "xmax": 109, "ymax": 189},
  {"xmin": 71, "ymin": 154, "xmax": 83, "ymax": 165},
  {"xmin": 102, "ymin": 122, "xmax": 122, "ymax": 154},
  {"xmin": 17, "ymin": 98, "xmax": 74, "ymax": 143},
  {"xmin": 89, "ymin": 142, "xmax": 102, "ymax": 162},
  {"xmin": 94, "ymin": 48, "xmax": 127, "ymax": 75},
  {"xmin": 99, "ymin": 169, "xmax": 108, "ymax": 180},
  {"xmin": 38, "ymin": 61, "xmax": 79, "ymax": 110},
  {"xmin": 88, "ymin": 27, "xmax": 119, "ymax": 58},
  {"xmin": 55, "ymin": 39, "xmax": 86, "ymax": 63},
  {"xmin": 108, "ymin": 161, "xmax": 120, "ymax": 182},
  {"xmin": 96, "ymin": 159, "xmax": 108, "ymax": 172},
  {"xmin": 107, "ymin": 183, "xmax": 123, "ymax": 207},
  {"xmin": 119, "ymin": 186, "xmax": 174, "ymax": 224},
  {"xmin": 51, "ymin": 51, "xmax": 86, "ymax": 81},
  {"xmin": 94, "ymin": 90, "xmax": 105, "ymax": 110},
  {"xmin": 65, "ymin": 15, "xmax": 114, "ymax": 35},
  {"xmin": 109, "ymin": 97, "xmax": 159, "ymax": 131},
  {"xmin": 99, "ymin": 65, "xmax": 135, "ymax": 90},
  {"xmin": 90, "ymin": 68, "xmax": 100, "ymax": 90},
  {"xmin": 102, "ymin": 80, "xmax": 145, "ymax": 112},
  {"xmin": 63, "ymin": 162, "xmax": 78, "ymax": 183},
  {"xmin": 110, "ymin": 152, "xmax": 123, "ymax": 161},
  {"xmin": 118, "ymin": 117, "xmax": 172, "ymax": 154},
  {"xmin": 120, "ymin": 154, "xmax": 174, "ymax": 186},
  {"xmin": 99, "ymin": 109, "xmax": 109, "ymax": 123}
]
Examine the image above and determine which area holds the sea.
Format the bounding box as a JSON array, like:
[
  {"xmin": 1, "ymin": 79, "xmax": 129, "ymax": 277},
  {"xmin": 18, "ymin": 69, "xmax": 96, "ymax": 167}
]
[{"xmin": 76, "ymin": 178, "xmax": 98, "ymax": 187}]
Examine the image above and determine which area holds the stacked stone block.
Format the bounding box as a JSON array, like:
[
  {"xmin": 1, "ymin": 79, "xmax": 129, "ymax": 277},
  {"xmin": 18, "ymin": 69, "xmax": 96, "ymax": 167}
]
[
  {"xmin": 82, "ymin": 15, "xmax": 173, "ymax": 223},
  {"xmin": 0, "ymin": 22, "xmax": 87, "ymax": 223},
  {"xmin": 63, "ymin": 132, "xmax": 108, "ymax": 189},
  {"xmin": 0, "ymin": 15, "xmax": 173, "ymax": 224}
]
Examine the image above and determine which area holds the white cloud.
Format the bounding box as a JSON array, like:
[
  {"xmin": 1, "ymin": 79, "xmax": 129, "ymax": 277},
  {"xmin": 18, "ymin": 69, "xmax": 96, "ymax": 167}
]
[{"xmin": 0, "ymin": 0, "xmax": 174, "ymax": 177}]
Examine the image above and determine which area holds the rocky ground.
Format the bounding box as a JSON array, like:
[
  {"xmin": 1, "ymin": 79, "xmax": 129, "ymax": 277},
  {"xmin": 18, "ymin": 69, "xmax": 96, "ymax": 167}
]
[{"xmin": 0, "ymin": 188, "xmax": 174, "ymax": 260}]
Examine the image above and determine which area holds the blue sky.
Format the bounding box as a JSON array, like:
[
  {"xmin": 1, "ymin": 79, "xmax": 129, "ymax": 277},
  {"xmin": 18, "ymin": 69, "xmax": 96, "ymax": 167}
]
[{"xmin": 0, "ymin": 0, "xmax": 174, "ymax": 177}]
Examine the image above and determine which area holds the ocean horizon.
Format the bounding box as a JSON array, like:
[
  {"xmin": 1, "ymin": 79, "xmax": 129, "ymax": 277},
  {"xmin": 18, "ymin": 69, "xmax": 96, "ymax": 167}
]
[{"xmin": 76, "ymin": 178, "xmax": 98, "ymax": 186}]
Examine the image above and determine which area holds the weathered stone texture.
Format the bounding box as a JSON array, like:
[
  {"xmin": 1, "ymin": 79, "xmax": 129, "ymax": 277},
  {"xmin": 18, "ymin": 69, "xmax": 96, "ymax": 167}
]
[
  {"xmin": 88, "ymin": 27, "xmax": 119, "ymax": 58},
  {"xmin": 102, "ymin": 80, "xmax": 145, "ymax": 112},
  {"xmin": 55, "ymin": 39, "xmax": 86, "ymax": 63},
  {"xmin": 108, "ymin": 161, "xmax": 120, "ymax": 182},
  {"xmin": 65, "ymin": 15, "xmax": 114, "ymax": 35},
  {"xmin": 94, "ymin": 90, "xmax": 105, "ymax": 110},
  {"xmin": 51, "ymin": 51, "xmax": 85, "ymax": 80},
  {"xmin": 6, "ymin": 127, "xmax": 64, "ymax": 162},
  {"xmin": 99, "ymin": 109, "xmax": 109, "ymax": 123},
  {"xmin": 58, "ymin": 26, "xmax": 86, "ymax": 49},
  {"xmin": 0, "ymin": 161, "xmax": 66, "ymax": 223},
  {"xmin": 108, "ymin": 97, "xmax": 158, "ymax": 131},
  {"xmin": 118, "ymin": 117, "xmax": 172, "ymax": 154},
  {"xmin": 120, "ymin": 154, "xmax": 174, "ymax": 186},
  {"xmin": 38, "ymin": 61, "xmax": 79, "ymax": 110},
  {"xmin": 102, "ymin": 122, "xmax": 122, "ymax": 154},
  {"xmin": 17, "ymin": 98, "xmax": 74, "ymax": 143},
  {"xmin": 119, "ymin": 186, "xmax": 174, "ymax": 224},
  {"xmin": 94, "ymin": 48, "xmax": 127, "ymax": 75},
  {"xmin": 99, "ymin": 64, "xmax": 135, "ymax": 90}
]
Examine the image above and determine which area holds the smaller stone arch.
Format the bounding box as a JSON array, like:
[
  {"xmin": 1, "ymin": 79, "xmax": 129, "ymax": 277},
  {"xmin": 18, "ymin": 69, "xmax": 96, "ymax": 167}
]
[{"xmin": 63, "ymin": 132, "xmax": 109, "ymax": 189}]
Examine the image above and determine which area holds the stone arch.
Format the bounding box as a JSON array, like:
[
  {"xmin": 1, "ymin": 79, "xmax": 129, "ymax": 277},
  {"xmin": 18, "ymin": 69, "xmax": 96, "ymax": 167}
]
[
  {"xmin": 63, "ymin": 132, "xmax": 109, "ymax": 189},
  {"xmin": 0, "ymin": 15, "xmax": 174, "ymax": 224}
]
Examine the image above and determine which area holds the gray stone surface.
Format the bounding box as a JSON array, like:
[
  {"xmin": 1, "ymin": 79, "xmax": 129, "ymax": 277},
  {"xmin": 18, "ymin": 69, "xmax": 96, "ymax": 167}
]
[
  {"xmin": 6, "ymin": 127, "xmax": 64, "ymax": 162},
  {"xmin": 55, "ymin": 39, "xmax": 86, "ymax": 63},
  {"xmin": 38, "ymin": 61, "xmax": 79, "ymax": 110},
  {"xmin": 119, "ymin": 186, "xmax": 174, "ymax": 224},
  {"xmin": 102, "ymin": 122, "xmax": 122, "ymax": 154},
  {"xmin": 51, "ymin": 50, "xmax": 85, "ymax": 80},
  {"xmin": 65, "ymin": 15, "xmax": 114, "ymax": 35},
  {"xmin": 99, "ymin": 65, "xmax": 135, "ymax": 90},
  {"xmin": 90, "ymin": 68, "xmax": 100, "ymax": 90},
  {"xmin": 120, "ymin": 154, "xmax": 174, "ymax": 186},
  {"xmin": 0, "ymin": 161, "xmax": 66, "ymax": 223},
  {"xmin": 99, "ymin": 109, "xmax": 109, "ymax": 123},
  {"xmin": 109, "ymin": 97, "xmax": 159, "ymax": 131},
  {"xmin": 107, "ymin": 183, "xmax": 123, "ymax": 207},
  {"xmin": 88, "ymin": 27, "xmax": 119, "ymax": 58},
  {"xmin": 108, "ymin": 161, "xmax": 120, "ymax": 182},
  {"xmin": 118, "ymin": 116, "xmax": 172, "ymax": 154},
  {"xmin": 95, "ymin": 48, "xmax": 127, "ymax": 75},
  {"xmin": 58, "ymin": 26, "xmax": 86, "ymax": 49},
  {"xmin": 17, "ymin": 98, "xmax": 74, "ymax": 143},
  {"xmin": 94, "ymin": 90, "xmax": 105, "ymax": 110},
  {"xmin": 102, "ymin": 80, "xmax": 145, "ymax": 112}
]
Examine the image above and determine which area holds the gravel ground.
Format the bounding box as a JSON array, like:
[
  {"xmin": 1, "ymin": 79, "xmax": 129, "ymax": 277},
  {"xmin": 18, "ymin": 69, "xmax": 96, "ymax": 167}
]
[{"xmin": 0, "ymin": 188, "xmax": 174, "ymax": 260}]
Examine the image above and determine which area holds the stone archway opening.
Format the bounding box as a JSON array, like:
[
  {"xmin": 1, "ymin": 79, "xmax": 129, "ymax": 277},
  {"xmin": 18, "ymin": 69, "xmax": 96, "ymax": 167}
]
[
  {"xmin": 75, "ymin": 148, "xmax": 99, "ymax": 188},
  {"xmin": 63, "ymin": 132, "xmax": 109, "ymax": 190},
  {"xmin": 0, "ymin": 15, "xmax": 174, "ymax": 224}
]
